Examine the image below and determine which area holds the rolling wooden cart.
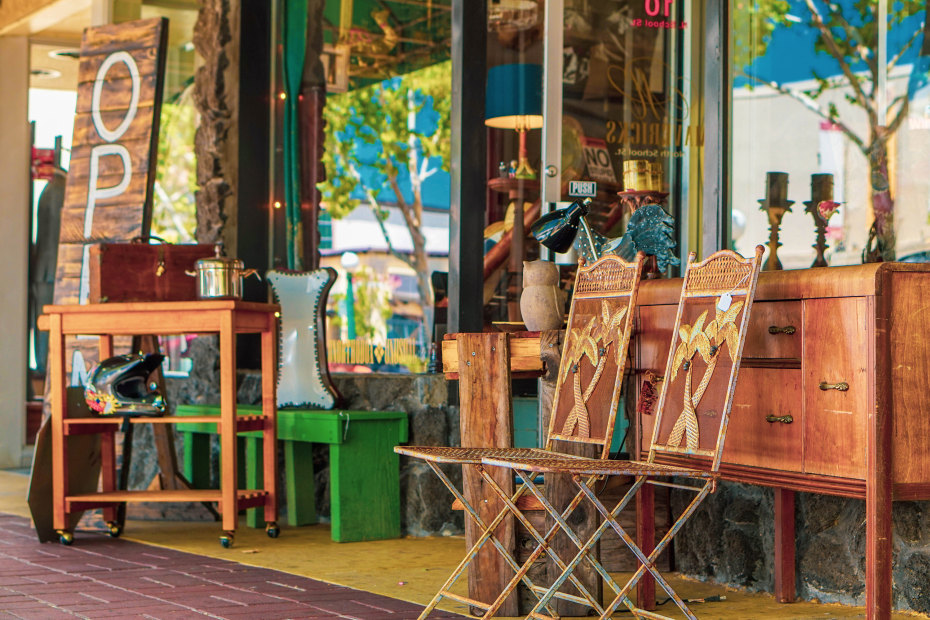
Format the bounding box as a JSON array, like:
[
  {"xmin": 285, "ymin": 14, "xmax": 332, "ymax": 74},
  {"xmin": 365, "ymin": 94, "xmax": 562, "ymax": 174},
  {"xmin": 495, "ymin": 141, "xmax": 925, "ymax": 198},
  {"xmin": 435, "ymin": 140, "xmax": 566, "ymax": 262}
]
[{"xmin": 38, "ymin": 300, "xmax": 279, "ymax": 547}]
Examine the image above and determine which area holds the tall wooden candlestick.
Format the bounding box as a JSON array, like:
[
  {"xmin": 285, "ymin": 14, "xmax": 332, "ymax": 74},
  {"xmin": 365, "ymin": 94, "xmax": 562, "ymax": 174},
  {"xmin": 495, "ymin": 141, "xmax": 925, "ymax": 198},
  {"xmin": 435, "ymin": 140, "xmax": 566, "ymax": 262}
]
[
  {"xmin": 805, "ymin": 173, "xmax": 835, "ymax": 267},
  {"xmin": 759, "ymin": 172, "xmax": 793, "ymax": 270}
]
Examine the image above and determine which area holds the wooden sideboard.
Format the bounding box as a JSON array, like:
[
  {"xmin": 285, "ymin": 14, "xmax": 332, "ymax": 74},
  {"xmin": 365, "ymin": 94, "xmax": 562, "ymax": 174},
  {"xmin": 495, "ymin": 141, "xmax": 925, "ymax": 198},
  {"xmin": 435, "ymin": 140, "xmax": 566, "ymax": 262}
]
[{"xmin": 634, "ymin": 262, "xmax": 930, "ymax": 619}]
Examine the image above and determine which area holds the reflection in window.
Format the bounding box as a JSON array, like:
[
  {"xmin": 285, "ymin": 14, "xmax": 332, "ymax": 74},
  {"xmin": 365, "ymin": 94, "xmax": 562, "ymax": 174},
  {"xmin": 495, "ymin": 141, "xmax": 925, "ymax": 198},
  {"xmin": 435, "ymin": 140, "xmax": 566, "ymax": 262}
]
[
  {"xmin": 143, "ymin": 2, "xmax": 199, "ymax": 244},
  {"xmin": 315, "ymin": 2, "xmax": 451, "ymax": 373},
  {"xmin": 556, "ymin": 0, "xmax": 704, "ymax": 267},
  {"xmin": 731, "ymin": 1, "xmax": 928, "ymax": 266}
]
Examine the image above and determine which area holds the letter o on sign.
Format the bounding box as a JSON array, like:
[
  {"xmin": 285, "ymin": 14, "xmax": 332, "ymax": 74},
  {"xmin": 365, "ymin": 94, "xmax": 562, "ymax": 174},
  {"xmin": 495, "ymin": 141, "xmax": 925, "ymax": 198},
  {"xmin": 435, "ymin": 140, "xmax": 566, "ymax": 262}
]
[{"xmin": 91, "ymin": 50, "xmax": 141, "ymax": 142}]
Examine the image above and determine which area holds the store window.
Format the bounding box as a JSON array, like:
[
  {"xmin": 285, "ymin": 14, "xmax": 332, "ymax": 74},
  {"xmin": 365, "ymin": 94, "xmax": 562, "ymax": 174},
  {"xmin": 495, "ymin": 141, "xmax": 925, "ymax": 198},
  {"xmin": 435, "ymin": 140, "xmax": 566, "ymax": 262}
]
[
  {"xmin": 311, "ymin": 0, "xmax": 452, "ymax": 373},
  {"xmin": 731, "ymin": 1, "xmax": 929, "ymax": 266}
]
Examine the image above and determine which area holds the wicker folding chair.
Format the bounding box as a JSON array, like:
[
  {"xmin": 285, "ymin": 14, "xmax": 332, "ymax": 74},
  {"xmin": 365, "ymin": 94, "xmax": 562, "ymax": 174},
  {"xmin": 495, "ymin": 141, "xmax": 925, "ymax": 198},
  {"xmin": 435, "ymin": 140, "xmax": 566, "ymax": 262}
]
[
  {"xmin": 482, "ymin": 246, "xmax": 765, "ymax": 620},
  {"xmin": 395, "ymin": 252, "xmax": 646, "ymax": 619}
]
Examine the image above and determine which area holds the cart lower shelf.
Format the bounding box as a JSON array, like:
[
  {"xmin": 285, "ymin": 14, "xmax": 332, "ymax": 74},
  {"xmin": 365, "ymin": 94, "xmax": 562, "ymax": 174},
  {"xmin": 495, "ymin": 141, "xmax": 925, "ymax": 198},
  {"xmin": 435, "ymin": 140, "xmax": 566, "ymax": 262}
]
[{"xmin": 66, "ymin": 489, "xmax": 268, "ymax": 512}]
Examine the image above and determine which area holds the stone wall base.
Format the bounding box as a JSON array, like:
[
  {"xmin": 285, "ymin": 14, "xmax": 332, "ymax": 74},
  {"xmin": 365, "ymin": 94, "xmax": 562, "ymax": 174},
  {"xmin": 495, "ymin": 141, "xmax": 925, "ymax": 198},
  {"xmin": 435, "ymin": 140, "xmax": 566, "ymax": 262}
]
[{"xmin": 672, "ymin": 480, "xmax": 930, "ymax": 614}]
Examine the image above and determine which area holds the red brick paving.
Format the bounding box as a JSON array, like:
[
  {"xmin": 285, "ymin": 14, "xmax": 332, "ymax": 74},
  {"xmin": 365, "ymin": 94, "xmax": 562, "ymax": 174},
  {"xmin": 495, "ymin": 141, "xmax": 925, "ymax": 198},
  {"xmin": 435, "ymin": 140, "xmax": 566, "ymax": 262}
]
[{"xmin": 0, "ymin": 514, "xmax": 465, "ymax": 619}]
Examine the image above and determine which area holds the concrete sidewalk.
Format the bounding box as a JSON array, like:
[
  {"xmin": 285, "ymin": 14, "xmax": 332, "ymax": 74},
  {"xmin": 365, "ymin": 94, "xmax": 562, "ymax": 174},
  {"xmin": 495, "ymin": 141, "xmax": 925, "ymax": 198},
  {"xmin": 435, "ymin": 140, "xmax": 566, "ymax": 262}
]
[{"xmin": 0, "ymin": 513, "xmax": 463, "ymax": 619}]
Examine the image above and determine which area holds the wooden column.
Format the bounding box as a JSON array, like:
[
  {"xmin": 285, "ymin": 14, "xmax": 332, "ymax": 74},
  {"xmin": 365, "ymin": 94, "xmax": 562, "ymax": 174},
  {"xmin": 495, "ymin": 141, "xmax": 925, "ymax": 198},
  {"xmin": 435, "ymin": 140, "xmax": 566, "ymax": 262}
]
[
  {"xmin": 219, "ymin": 309, "xmax": 238, "ymax": 532},
  {"xmin": 261, "ymin": 322, "xmax": 278, "ymax": 524},
  {"xmin": 457, "ymin": 332, "xmax": 517, "ymax": 616}
]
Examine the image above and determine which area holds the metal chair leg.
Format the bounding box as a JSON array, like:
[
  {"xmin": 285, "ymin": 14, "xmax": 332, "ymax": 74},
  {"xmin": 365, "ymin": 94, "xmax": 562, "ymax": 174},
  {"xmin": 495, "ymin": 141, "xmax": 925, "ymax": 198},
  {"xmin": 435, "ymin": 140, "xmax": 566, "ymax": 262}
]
[
  {"xmin": 480, "ymin": 466, "xmax": 610, "ymax": 617},
  {"xmin": 420, "ymin": 462, "xmax": 559, "ymax": 619},
  {"xmin": 518, "ymin": 471, "xmax": 640, "ymax": 618},
  {"xmin": 595, "ymin": 480, "xmax": 713, "ymax": 619},
  {"xmin": 520, "ymin": 472, "xmax": 715, "ymax": 620}
]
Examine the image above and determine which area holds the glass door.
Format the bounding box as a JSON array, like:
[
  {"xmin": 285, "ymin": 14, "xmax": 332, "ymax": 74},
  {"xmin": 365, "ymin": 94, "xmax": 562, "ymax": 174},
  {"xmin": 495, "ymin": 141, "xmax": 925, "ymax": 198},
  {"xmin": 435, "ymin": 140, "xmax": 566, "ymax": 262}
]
[{"xmin": 541, "ymin": 0, "xmax": 706, "ymax": 265}]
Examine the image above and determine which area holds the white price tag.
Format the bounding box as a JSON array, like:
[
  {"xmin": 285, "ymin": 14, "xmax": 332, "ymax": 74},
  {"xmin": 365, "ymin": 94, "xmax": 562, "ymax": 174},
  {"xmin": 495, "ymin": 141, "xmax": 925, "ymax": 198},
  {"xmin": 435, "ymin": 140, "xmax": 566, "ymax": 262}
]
[{"xmin": 716, "ymin": 293, "xmax": 732, "ymax": 313}]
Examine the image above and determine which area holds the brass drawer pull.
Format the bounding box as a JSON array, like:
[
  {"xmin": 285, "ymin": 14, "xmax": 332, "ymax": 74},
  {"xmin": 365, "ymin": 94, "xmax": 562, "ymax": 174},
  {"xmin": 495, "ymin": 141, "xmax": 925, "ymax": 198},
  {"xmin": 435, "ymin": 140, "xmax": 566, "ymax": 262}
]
[
  {"xmin": 768, "ymin": 325, "xmax": 797, "ymax": 335},
  {"xmin": 819, "ymin": 381, "xmax": 849, "ymax": 392},
  {"xmin": 765, "ymin": 414, "xmax": 793, "ymax": 424}
]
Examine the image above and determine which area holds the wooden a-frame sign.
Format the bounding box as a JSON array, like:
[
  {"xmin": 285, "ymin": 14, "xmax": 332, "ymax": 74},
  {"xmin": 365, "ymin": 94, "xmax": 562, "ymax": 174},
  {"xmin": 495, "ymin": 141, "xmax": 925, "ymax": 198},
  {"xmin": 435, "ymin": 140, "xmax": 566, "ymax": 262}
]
[
  {"xmin": 52, "ymin": 17, "xmax": 168, "ymax": 383},
  {"xmin": 29, "ymin": 18, "xmax": 186, "ymax": 541}
]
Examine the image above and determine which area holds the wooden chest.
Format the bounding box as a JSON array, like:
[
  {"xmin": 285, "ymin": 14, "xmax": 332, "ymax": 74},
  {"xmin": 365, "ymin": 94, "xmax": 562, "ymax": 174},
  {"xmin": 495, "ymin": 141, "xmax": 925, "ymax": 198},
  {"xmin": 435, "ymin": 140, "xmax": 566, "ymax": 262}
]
[{"xmin": 88, "ymin": 242, "xmax": 216, "ymax": 303}]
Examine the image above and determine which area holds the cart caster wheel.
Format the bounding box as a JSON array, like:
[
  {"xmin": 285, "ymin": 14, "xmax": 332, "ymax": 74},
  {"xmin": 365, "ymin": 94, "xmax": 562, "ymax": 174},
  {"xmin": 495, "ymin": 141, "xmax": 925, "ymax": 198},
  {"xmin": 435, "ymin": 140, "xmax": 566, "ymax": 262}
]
[
  {"xmin": 265, "ymin": 522, "xmax": 279, "ymax": 539},
  {"xmin": 219, "ymin": 532, "xmax": 234, "ymax": 548},
  {"xmin": 57, "ymin": 530, "xmax": 73, "ymax": 546},
  {"xmin": 105, "ymin": 522, "xmax": 121, "ymax": 538}
]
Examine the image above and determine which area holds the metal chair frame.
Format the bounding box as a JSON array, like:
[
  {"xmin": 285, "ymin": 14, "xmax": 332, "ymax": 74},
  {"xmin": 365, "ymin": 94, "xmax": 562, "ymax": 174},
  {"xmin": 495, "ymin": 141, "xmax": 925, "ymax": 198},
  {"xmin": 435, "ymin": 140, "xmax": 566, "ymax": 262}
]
[
  {"xmin": 482, "ymin": 246, "xmax": 765, "ymax": 619},
  {"xmin": 394, "ymin": 253, "xmax": 646, "ymax": 619}
]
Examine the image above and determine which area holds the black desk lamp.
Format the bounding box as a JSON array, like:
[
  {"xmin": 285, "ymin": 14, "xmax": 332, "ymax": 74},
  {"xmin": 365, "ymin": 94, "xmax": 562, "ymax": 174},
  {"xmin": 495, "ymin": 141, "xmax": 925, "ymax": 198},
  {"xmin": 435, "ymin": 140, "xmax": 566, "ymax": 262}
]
[{"xmin": 530, "ymin": 197, "xmax": 599, "ymax": 256}]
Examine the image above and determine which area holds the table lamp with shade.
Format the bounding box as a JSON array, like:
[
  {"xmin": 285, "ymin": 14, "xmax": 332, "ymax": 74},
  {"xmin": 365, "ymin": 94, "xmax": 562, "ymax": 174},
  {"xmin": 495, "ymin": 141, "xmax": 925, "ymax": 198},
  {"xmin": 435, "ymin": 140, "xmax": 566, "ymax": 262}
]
[
  {"xmin": 531, "ymin": 198, "xmax": 598, "ymax": 254},
  {"xmin": 486, "ymin": 63, "xmax": 544, "ymax": 179}
]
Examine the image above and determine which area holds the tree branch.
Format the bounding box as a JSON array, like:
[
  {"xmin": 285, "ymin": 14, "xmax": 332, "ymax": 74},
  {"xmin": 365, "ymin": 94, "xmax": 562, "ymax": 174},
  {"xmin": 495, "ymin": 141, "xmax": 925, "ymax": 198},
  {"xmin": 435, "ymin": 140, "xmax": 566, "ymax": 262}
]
[
  {"xmin": 885, "ymin": 93, "xmax": 910, "ymax": 136},
  {"xmin": 740, "ymin": 69, "xmax": 866, "ymax": 152},
  {"xmin": 388, "ymin": 176, "xmax": 414, "ymax": 226},
  {"xmin": 888, "ymin": 25, "xmax": 922, "ymax": 74},
  {"xmin": 802, "ymin": 0, "xmax": 874, "ymax": 123},
  {"xmin": 347, "ymin": 162, "xmax": 415, "ymax": 270},
  {"xmin": 364, "ymin": 188, "xmax": 416, "ymax": 270}
]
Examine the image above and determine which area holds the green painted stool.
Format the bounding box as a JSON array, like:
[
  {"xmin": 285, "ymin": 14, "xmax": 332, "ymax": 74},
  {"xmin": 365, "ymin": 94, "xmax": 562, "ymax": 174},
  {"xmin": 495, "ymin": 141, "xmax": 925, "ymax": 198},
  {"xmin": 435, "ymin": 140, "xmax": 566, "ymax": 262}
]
[{"xmin": 175, "ymin": 405, "xmax": 408, "ymax": 542}]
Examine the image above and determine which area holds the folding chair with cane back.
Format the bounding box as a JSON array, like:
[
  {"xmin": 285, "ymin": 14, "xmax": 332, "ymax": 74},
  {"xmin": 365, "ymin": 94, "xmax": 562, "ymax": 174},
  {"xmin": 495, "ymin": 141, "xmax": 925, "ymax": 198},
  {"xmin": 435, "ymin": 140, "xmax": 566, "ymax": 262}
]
[
  {"xmin": 482, "ymin": 245, "xmax": 765, "ymax": 620},
  {"xmin": 394, "ymin": 252, "xmax": 646, "ymax": 619}
]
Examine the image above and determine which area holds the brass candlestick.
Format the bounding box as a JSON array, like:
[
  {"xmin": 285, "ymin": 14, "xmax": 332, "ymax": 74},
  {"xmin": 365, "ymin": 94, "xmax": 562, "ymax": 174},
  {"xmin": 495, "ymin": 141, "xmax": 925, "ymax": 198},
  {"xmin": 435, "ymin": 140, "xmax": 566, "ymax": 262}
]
[
  {"xmin": 758, "ymin": 172, "xmax": 793, "ymax": 271},
  {"xmin": 805, "ymin": 173, "xmax": 836, "ymax": 268}
]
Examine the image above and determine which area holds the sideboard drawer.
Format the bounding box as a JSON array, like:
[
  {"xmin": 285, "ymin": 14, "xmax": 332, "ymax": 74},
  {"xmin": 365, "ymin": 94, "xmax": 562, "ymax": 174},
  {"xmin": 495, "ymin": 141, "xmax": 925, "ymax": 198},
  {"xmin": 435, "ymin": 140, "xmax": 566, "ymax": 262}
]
[
  {"xmin": 743, "ymin": 301, "xmax": 802, "ymax": 359},
  {"xmin": 726, "ymin": 368, "xmax": 803, "ymax": 471}
]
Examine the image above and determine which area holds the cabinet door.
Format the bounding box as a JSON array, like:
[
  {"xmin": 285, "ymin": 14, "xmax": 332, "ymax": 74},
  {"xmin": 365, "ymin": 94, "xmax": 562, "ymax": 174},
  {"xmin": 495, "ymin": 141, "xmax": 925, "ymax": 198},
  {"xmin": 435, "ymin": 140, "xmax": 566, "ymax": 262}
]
[
  {"xmin": 803, "ymin": 297, "xmax": 869, "ymax": 479},
  {"xmin": 726, "ymin": 368, "xmax": 802, "ymax": 471}
]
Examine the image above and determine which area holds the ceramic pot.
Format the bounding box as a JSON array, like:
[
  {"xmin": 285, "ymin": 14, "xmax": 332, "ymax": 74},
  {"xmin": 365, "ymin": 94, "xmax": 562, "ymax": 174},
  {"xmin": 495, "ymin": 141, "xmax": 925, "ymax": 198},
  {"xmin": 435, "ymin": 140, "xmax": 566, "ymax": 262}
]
[{"xmin": 520, "ymin": 260, "xmax": 564, "ymax": 331}]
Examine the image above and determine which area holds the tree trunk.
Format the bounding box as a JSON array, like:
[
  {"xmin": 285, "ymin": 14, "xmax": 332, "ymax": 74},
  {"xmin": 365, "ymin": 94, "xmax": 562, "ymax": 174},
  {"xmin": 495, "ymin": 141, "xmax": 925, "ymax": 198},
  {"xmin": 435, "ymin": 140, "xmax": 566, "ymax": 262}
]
[
  {"xmin": 865, "ymin": 129, "xmax": 896, "ymax": 262},
  {"xmin": 411, "ymin": 223, "xmax": 435, "ymax": 343}
]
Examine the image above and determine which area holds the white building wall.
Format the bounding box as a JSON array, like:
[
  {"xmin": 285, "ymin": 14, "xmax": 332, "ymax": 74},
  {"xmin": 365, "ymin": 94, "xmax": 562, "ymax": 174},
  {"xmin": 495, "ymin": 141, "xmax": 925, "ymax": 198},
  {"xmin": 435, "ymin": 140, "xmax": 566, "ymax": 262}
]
[{"xmin": 732, "ymin": 71, "xmax": 930, "ymax": 267}]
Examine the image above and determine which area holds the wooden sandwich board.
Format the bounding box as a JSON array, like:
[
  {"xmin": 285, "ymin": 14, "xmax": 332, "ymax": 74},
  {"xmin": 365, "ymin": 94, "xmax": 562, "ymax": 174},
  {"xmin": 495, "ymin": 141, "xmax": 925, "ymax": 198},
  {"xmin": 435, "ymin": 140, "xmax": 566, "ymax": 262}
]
[{"xmin": 29, "ymin": 18, "xmax": 172, "ymax": 539}]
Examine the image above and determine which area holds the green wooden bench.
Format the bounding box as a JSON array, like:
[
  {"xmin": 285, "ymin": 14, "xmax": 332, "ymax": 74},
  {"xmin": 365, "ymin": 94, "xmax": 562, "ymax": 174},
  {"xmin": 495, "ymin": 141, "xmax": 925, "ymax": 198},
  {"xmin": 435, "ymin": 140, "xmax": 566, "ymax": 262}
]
[{"xmin": 175, "ymin": 405, "xmax": 408, "ymax": 542}]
